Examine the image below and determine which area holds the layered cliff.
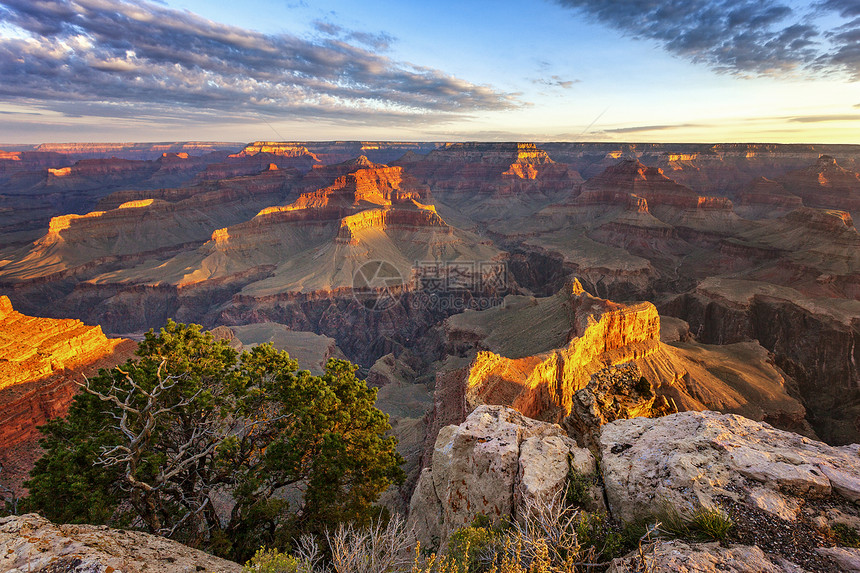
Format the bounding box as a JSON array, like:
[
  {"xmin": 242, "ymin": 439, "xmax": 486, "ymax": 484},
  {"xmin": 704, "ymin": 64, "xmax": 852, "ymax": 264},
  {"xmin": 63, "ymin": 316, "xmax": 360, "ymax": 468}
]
[
  {"xmin": 0, "ymin": 169, "xmax": 294, "ymax": 284},
  {"xmin": 0, "ymin": 295, "xmax": 124, "ymax": 389},
  {"xmin": 393, "ymin": 142, "xmax": 582, "ymax": 222},
  {"xmin": 663, "ymin": 277, "xmax": 860, "ymax": 444},
  {"xmin": 31, "ymin": 141, "xmax": 242, "ymax": 159},
  {"xmin": 736, "ymin": 177, "xmax": 803, "ymax": 218},
  {"xmin": 461, "ymin": 282, "xmax": 661, "ymax": 420},
  {"xmin": 197, "ymin": 141, "xmax": 323, "ymax": 179},
  {"xmin": 23, "ymin": 163, "xmax": 502, "ymax": 361},
  {"xmin": 540, "ymin": 142, "xmax": 860, "ymax": 193},
  {"xmin": 0, "ymin": 151, "xmax": 232, "ymax": 248},
  {"xmin": 1, "ymin": 141, "xmax": 857, "ymax": 454},
  {"xmin": 0, "ymin": 295, "xmax": 132, "ymax": 494},
  {"xmin": 778, "ymin": 155, "xmax": 860, "ymax": 217},
  {"xmin": 425, "ymin": 280, "xmax": 811, "ymax": 455}
]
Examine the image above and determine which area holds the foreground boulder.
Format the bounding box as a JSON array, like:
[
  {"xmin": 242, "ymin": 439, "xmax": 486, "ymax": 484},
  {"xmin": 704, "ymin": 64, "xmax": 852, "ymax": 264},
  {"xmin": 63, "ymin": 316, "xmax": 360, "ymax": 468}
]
[
  {"xmin": 601, "ymin": 410, "xmax": 860, "ymax": 570},
  {"xmin": 601, "ymin": 411, "xmax": 860, "ymax": 524},
  {"xmin": 0, "ymin": 513, "xmax": 241, "ymax": 573},
  {"xmin": 408, "ymin": 405, "xmax": 598, "ymax": 549},
  {"xmin": 607, "ymin": 540, "xmax": 821, "ymax": 573}
]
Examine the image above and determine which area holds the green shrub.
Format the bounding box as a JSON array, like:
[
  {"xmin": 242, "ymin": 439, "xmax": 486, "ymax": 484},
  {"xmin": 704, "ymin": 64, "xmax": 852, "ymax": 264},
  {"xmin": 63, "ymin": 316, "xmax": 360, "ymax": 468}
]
[
  {"xmin": 832, "ymin": 523, "xmax": 860, "ymax": 548},
  {"xmin": 243, "ymin": 547, "xmax": 301, "ymax": 573},
  {"xmin": 573, "ymin": 512, "xmax": 625, "ymax": 562},
  {"xmin": 688, "ymin": 507, "xmax": 733, "ymax": 542},
  {"xmin": 447, "ymin": 515, "xmax": 506, "ymax": 573},
  {"xmin": 654, "ymin": 504, "xmax": 690, "ymax": 538},
  {"xmin": 24, "ymin": 321, "xmax": 405, "ymax": 561},
  {"xmin": 654, "ymin": 504, "xmax": 733, "ymax": 542},
  {"xmin": 564, "ymin": 468, "xmax": 596, "ymax": 509}
]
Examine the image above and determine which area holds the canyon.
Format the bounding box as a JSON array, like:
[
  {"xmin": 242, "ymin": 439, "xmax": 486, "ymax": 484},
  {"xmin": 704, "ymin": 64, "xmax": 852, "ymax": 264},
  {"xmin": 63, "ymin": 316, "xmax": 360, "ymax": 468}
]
[
  {"xmin": 0, "ymin": 141, "xmax": 858, "ymax": 565},
  {"xmin": 0, "ymin": 296, "xmax": 134, "ymax": 495}
]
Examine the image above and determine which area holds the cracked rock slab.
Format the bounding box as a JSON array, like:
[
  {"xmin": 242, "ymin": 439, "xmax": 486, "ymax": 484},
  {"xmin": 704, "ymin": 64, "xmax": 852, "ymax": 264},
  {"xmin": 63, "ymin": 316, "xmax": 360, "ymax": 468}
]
[{"xmin": 599, "ymin": 411, "xmax": 860, "ymax": 524}]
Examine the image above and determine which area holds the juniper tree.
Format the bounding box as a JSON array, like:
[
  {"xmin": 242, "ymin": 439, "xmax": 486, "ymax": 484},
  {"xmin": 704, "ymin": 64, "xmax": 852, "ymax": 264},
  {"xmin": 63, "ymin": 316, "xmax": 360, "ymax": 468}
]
[{"xmin": 25, "ymin": 320, "xmax": 404, "ymax": 560}]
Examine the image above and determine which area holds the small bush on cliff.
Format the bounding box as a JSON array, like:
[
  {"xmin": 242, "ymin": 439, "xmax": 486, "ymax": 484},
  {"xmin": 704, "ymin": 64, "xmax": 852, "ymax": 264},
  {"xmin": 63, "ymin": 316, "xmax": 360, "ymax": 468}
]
[
  {"xmin": 24, "ymin": 320, "xmax": 405, "ymax": 561},
  {"xmin": 654, "ymin": 503, "xmax": 733, "ymax": 542},
  {"xmin": 447, "ymin": 515, "xmax": 507, "ymax": 572},
  {"xmin": 831, "ymin": 523, "xmax": 860, "ymax": 548}
]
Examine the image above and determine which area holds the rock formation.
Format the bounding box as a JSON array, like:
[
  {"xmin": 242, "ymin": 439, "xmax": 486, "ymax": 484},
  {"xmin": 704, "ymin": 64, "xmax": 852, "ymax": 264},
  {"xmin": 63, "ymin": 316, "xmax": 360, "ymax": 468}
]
[
  {"xmin": 0, "ymin": 513, "xmax": 241, "ymax": 573},
  {"xmin": 30, "ymin": 141, "xmax": 242, "ymax": 160},
  {"xmin": 407, "ymin": 405, "xmax": 860, "ymax": 572},
  {"xmin": 778, "ymin": 155, "xmax": 860, "ymax": 218},
  {"xmin": 664, "ymin": 277, "xmax": 860, "ymax": 444},
  {"xmin": 408, "ymin": 405, "xmax": 598, "ymax": 549},
  {"xmin": 0, "ymin": 296, "xmax": 123, "ymax": 389},
  {"xmin": 607, "ymin": 540, "xmax": 828, "ymax": 573},
  {"xmin": 429, "ymin": 280, "xmax": 810, "ymax": 445},
  {"xmin": 393, "ymin": 142, "xmax": 582, "ymax": 222},
  {"xmin": 562, "ymin": 362, "xmax": 675, "ymax": 449},
  {"xmin": 601, "ymin": 411, "xmax": 860, "ymax": 523},
  {"xmin": 601, "ymin": 410, "xmax": 860, "ymax": 570},
  {"xmin": 408, "ymin": 405, "xmax": 860, "ymax": 571},
  {"xmin": 736, "ymin": 176, "xmax": 803, "ymax": 218},
  {"xmin": 0, "ymin": 295, "xmax": 133, "ymax": 497},
  {"xmin": 0, "ymin": 150, "xmax": 232, "ymax": 248},
  {"xmin": 1, "ymin": 141, "xmax": 858, "ymax": 447}
]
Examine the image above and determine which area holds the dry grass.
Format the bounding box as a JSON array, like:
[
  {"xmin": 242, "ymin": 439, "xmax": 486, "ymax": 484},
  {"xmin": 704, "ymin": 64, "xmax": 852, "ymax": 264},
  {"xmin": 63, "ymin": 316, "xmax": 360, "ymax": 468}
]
[{"xmin": 244, "ymin": 488, "xmax": 664, "ymax": 573}]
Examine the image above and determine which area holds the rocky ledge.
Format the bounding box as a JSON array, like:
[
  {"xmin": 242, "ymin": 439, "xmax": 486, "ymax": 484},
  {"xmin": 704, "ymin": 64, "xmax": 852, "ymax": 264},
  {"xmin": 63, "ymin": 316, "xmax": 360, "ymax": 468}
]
[
  {"xmin": 0, "ymin": 513, "xmax": 241, "ymax": 573},
  {"xmin": 409, "ymin": 405, "xmax": 860, "ymax": 571}
]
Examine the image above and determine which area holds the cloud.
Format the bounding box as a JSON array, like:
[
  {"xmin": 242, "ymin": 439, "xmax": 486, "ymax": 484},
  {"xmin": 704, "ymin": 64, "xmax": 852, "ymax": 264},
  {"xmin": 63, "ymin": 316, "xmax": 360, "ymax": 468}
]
[
  {"xmin": 312, "ymin": 20, "xmax": 393, "ymax": 50},
  {"xmin": 531, "ymin": 75, "xmax": 580, "ymax": 89},
  {"xmin": 553, "ymin": 0, "xmax": 860, "ymax": 78},
  {"xmin": 0, "ymin": 0, "xmax": 518, "ymax": 126},
  {"xmin": 603, "ymin": 124, "xmax": 698, "ymax": 134},
  {"xmin": 788, "ymin": 114, "xmax": 860, "ymax": 122}
]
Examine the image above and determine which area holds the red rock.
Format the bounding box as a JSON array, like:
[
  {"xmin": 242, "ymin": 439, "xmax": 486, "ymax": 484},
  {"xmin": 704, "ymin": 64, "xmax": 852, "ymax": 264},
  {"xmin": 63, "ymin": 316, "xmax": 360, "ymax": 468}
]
[{"xmin": 778, "ymin": 155, "xmax": 860, "ymax": 216}]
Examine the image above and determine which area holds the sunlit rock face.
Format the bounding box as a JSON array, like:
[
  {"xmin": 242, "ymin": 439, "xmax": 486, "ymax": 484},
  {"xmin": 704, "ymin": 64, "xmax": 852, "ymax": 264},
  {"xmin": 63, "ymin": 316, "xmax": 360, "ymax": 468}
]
[
  {"xmin": 1, "ymin": 141, "xmax": 858, "ymax": 453},
  {"xmin": 392, "ymin": 142, "xmax": 582, "ymax": 223},
  {"xmin": 420, "ymin": 277, "xmax": 812, "ymax": 465},
  {"xmin": 31, "ymin": 141, "xmax": 241, "ymax": 160},
  {"xmin": 0, "ymin": 295, "xmax": 133, "ymax": 495},
  {"xmin": 462, "ymin": 281, "xmax": 662, "ymax": 421},
  {"xmin": 0, "ymin": 295, "xmax": 123, "ymax": 390}
]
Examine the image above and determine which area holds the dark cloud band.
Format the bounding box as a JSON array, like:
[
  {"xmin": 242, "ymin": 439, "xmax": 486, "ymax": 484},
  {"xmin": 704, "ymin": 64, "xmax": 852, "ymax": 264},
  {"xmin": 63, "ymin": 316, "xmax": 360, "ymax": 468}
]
[
  {"xmin": 554, "ymin": 0, "xmax": 860, "ymax": 78},
  {"xmin": 0, "ymin": 0, "xmax": 518, "ymax": 124}
]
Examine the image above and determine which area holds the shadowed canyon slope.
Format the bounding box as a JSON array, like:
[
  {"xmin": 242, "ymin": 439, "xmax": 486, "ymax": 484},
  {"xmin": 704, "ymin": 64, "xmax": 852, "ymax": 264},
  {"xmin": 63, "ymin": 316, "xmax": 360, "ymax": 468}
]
[{"xmin": 0, "ymin": 140, "xmax": 857, "ymax": 453}]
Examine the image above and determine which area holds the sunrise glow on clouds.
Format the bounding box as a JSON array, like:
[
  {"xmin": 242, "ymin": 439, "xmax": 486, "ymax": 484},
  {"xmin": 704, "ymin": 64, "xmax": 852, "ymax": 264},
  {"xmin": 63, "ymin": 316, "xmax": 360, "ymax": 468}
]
[{"xmin": 0, "ymin": 0, "xmax": 857, "ymax": 143}]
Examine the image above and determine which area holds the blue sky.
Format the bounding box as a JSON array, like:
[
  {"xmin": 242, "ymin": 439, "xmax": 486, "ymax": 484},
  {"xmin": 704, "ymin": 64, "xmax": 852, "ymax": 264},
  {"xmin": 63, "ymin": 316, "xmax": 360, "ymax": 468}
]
[{"xmin": 0, "ymin": 0, "xmax": 858, "ymax": 143}]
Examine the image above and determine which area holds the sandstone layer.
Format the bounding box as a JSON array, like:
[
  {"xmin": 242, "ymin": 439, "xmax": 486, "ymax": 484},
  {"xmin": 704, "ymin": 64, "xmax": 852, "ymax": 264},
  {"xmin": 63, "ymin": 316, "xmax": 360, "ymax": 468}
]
[
  {"xmin": 0, "ymin": 295, "xmax": 123, "ymax": 389},
  {"xmin": 430, "ymin": 280, "xmax": 810, "ymax": 445},
  {"xmin": 1, "ymin": 141, "xmax": 857, "ymax": 447}
]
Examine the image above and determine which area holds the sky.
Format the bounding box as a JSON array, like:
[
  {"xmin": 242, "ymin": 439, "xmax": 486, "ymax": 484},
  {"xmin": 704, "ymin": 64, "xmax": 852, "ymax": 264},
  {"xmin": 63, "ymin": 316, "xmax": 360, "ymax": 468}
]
[{"xmin": 0, "ymin": 0, "xmax": 858, "ymax": 144}]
